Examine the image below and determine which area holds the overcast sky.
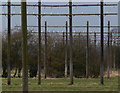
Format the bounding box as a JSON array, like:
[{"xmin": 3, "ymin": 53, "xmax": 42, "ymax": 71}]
[{"xmin": 1, "ymin": 2, "xmax": 118, "ymax": 33}]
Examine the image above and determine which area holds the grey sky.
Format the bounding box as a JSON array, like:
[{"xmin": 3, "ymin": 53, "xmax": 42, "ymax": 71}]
[{"xmin": 1, "ymin": 2, "xmax": 118, "ymax": 33}]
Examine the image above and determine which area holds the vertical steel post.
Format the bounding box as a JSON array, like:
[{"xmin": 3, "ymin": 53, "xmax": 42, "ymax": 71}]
[
  {"xmin": 94, "ymin": 32, "xmax": 96, "ymax": 48},
  {"xmin": 110, "ymin": 32, "xmax": 113, "ymax": 74},
  {"xmin": 38, "ymin": 0, "xmax": 41, "ymax": 85},
  {"xmin": 79, "ymin": 32, "xmax": 81, "ymax": 48},
  {"xmin": 21, "ymin": 1, "xmax": 28, "ymax": 92},
  {"xmin": 63, "ymin": 32, "xmax": 65, "ymax": 45},
  {"xmin": 65, "ymin": 21, "xmax": 68, "ymax": 78},
  {"xmin": 69, "ymin": 0, "xmax": 73, "ymax": 85},
  {"xmin": 100, "ymin": 0, "xmax": 104, "ymax": 85},
  {"xmin": 107, "ymin": 21, "xmax": 110, "ymax": 79},
  {"xmin": 79, "ymin": 32, "xmax": 81, "ymax": 41},
  {"xmin": 118, "ymin": 3, "xmax": 120, "ymax": 44},
  {"xmin": 44, "ymin": 21, "xmax": 47, "ymax": 79},
  {"xmin": 7, "ymin": 0, "xmax": 11, "ymax": 85},
  {"xmin": 118, "ymin": 2, "xmax": 120, "ymax": 89},
  {"xmin": 79, "ymin": 32, "xmax": 81, "ymax": 64},
  {"xmin": 86, "ymin": 21, "xmax": 89, "ymax": 78},
  {"xmin": 79, "ymin": 32, "xmax": 81, "ymax": 47},
  {"xmin": 113, "ymin": 37, "xmax": 116, "ymax": 71}
]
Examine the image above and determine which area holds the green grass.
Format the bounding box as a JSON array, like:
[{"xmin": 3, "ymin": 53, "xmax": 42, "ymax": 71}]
[{"xmin": 2, "ymin": 77, "xmax": 119, "ymax": 91}]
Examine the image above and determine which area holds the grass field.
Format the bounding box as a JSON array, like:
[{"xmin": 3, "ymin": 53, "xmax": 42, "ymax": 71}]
[{"xmin": 2, "ymin": 77, "xmax": 119, "ymax": 91}]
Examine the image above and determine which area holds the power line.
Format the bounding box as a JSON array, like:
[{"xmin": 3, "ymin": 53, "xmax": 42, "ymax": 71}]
[
  {"xmin": 0, "ymin": 4, "xmax": 118, "ymax": 7},
  {"xmin": 0, "ymin": 13, "xmax": 117, "ymax": 16},
  {"xmin": 15, "ymin": 25, "xmax": 120, "ymax": 28},
  {"xmin": 30, "ymin": 31, "xmax": 119, "ymax": 34}
]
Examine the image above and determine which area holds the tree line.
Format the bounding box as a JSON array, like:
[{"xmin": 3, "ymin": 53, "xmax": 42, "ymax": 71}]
[{"xmin": 2, "ymin": 29, "xmax": 119, "ymax": 78}]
